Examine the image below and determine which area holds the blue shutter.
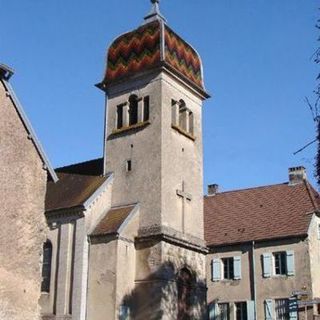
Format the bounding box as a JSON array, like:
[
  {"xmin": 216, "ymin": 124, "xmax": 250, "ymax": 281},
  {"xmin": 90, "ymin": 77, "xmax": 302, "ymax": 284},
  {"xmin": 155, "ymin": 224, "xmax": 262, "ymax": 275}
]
[
  {"xmin": 208, "ymin": 303, "xmax": 218, "ymax": 320},
  {"xmin": 234, "ymin": 256, "xmax": 242, "ymax": 280},
  {"xmin": 246, "ymin": 300, "xmax": 255, "ymax": 320},
  {"xmin": 289, "ymin": 298, "xmax": 298, "ymax": 320},
  {"xmin": 119, "ymin": 305, "xmax": 130, "ymax": 320},
  {"xmin": 286, "ymin": 251, "xmax": 295, "ymax": 276},
  {"xmin": 264, "ymin": 299, "xmax": 274, "ymax": 320},
  {"xmin": 212, "ymin": 259, "xmax": 221, "ymax": 282},
  {"xmin": 263, "ymin": 253, "xmax": 272, "ymax": 278}
]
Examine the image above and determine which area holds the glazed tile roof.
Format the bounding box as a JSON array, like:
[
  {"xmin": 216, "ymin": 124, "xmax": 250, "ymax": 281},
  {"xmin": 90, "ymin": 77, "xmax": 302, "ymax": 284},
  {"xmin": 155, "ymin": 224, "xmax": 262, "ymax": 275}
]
[
  {"xmin": 91, "ymin": 205, "xmax": 136, "ymax": 236},
  {"xmin": 204, "ymin": 181, "xmax": 320, "ymax": 247},
  {"xmin": 101, "ymin": 20, "xmax": 205, "ymax": 93},
  {"xmin": 46, "ymin": 158, "xmax": 110, "ymax": 212}
]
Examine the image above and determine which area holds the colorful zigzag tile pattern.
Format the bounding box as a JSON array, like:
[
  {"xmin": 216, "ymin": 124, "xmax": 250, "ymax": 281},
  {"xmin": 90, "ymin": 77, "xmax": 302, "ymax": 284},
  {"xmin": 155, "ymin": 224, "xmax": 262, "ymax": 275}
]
[
  {"xmin": 103, "ymin": 21, "xmax": 204, "ymax": 90},
  {"xmin": 164, "ymin": 26, "xmax": 203, "ymax": 89},
  {"xmin": 105, "ymin": 21, "xmax": 161, "ymax": 84}
]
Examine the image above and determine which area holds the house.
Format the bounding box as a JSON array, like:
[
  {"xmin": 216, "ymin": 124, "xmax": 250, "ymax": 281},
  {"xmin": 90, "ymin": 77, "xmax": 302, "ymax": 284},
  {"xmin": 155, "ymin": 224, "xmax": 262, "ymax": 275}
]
[
  {"xmin": 0, "ymin": 64, "xmax": 57, "ymax": 320},
  {"xmin": 205, "ymin": 166, "xmax": 320, "ymax": 320}
]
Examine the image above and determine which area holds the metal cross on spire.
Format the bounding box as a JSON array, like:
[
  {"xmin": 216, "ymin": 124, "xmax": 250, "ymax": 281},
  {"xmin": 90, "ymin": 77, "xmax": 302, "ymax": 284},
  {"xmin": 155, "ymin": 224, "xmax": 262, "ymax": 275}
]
[{"xmin": 144, "ymin": 0, "xmax": 167, "ymax": 24}]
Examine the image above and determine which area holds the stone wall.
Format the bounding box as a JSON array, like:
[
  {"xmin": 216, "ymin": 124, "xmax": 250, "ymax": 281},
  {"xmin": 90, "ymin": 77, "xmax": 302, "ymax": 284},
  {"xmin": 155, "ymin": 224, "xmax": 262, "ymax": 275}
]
[{"xmin": 0, "ymin": 80, "xmax": 48, "ymax": 320}]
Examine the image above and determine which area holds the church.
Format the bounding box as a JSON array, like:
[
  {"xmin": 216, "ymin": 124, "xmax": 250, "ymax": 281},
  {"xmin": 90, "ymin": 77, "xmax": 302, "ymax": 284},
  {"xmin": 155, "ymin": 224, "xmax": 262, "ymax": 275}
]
[
  {"xmin": 41, "ymin": 1, "xmax": 208, "ymax": 319},
  {"xmin": 1, "ymin": 1, "xmax": 320, "ymax": 320}
]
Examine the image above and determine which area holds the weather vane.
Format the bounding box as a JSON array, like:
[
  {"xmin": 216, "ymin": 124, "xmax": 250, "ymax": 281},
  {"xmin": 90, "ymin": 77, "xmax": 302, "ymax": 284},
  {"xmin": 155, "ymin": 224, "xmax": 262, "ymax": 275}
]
[{"xmin": 145, "ymin": 0, "xmax": 166, "ymax": 23}]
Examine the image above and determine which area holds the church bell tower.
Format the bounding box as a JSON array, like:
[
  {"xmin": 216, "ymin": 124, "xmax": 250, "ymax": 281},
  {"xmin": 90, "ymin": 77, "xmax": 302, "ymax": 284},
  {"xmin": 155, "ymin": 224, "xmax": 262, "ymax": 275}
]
[{"xmin": 97, "ymin": 1, "xmax": 210, "ymax": 318}]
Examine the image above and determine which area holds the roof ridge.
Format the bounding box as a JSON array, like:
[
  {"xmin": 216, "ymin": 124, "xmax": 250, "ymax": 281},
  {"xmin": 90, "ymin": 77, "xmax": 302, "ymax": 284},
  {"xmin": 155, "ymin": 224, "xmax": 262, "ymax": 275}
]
[
  {"xmin": 303, "ymin": 180, "xmax": 319, "ymax": 211},
  {"xmin": 205, "ymin": 182, "xmax": 289, "ymax": 197},
  {"xmin": 56, "ymin": 157, "xmax": 103, "ymax": 171}
]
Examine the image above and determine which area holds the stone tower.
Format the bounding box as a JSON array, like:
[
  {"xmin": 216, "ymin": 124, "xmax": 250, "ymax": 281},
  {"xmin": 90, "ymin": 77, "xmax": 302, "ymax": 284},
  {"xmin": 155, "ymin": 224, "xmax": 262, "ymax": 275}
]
[{"xmin": 96, "ymin": 1, "xmax": 210, "ymax": 318}]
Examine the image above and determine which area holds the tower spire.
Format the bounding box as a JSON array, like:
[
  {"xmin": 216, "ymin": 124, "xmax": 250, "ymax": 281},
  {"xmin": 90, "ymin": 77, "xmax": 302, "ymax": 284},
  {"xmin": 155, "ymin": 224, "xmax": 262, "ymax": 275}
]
[{"xmin": 144, "ymin": 0, "xmax": 167, "ymax": 24}]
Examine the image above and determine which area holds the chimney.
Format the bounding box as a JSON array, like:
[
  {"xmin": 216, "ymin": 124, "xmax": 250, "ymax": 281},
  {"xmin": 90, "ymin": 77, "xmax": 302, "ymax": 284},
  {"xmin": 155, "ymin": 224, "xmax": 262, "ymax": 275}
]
[
  {"xmin": 208, "ymin": 184, "xmax": 219, "ymax": 196},
  {"xmin": 288, "ymin": 166, "xmax": 307, "ymax": 185},
  {"xmin": 0, "ymin": 64, "xmax": 14, "ymax": 81}
]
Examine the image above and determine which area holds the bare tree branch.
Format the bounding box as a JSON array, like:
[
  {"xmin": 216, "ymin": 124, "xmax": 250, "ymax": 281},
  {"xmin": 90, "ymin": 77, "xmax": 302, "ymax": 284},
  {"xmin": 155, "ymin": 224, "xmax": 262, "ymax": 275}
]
[{"xmin": 293, "ymin": 138, "xmax": 317, "ymax": 155}]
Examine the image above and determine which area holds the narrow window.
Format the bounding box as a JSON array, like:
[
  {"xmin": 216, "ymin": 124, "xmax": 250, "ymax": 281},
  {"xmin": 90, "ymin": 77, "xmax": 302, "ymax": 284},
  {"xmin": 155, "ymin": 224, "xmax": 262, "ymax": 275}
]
[
  {"xmin": 274, "ymin": 252, "xmax": 287, "ymax": 275},
  {"xmin": 222, "ymin": 257, "xmax": 234, "ymax": 280},
  {"xmin": 126, "ymin": 160, "xmax": 132, "ymax": 172},
  {"xmin": 218, "ymin": 303, "xmax": 230, "ymax": 320},
  {"xmin": 41, "ymin": 241, "xmax": 52, "ymax": 293},
  {"xmin": 143, "ymin": 96, "xmax": 150, "ymax": 122},
  {"xmin": 129, "ymin": 95, "xmax": 138, "ymax": 126},
  {"xmin": 318, "ymin": 224, "xmax": 320, "ymax": 240},
  {"xmin": 275, "ymin": 299, "xmax": 289, "ymax": 320},
  {"xmin": 235, "ymin": 302, "xmax": 247, "ymax": 320},
  {"xmin": 117, "ymin": 105, "xmax": 123, "ymax": 129}
]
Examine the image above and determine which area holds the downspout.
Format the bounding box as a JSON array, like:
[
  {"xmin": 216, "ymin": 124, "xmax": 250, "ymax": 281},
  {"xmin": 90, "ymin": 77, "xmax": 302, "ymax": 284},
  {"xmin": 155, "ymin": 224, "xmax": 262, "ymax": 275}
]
[
  {"xmin": 85, "ymin": 236, "xmax": 91, "ymax": 320},
  {"xmin": 252, "ymin": 241, "xmax": 257, "ymax": 320}
]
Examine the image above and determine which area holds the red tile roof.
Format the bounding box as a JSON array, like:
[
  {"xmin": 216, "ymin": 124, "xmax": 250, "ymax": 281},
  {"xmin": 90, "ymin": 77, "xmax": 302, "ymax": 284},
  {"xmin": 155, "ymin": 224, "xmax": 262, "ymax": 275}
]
[
  {"xmin": 91, "ymin": 205, "xmax": 136, "ymax": 236},
  {"xmin": 204, "ymin": 181, "xmax": 320, "ymax": 247},
  {"xmin": 45, "ymin": 158, "xmax": 110, "ymax": 212}
]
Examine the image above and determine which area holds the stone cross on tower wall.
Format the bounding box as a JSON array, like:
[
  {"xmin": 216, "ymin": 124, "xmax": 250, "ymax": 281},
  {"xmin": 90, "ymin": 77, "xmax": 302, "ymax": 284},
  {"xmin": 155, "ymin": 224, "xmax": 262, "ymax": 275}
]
[{"xmin": 176, "ymin": 181, "xmax": 192, "ymax": 234}]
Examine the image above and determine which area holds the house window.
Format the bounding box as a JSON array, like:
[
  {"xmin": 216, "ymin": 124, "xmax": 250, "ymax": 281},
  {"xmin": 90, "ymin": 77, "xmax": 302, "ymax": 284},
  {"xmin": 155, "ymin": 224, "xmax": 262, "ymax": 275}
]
[
  {"xmin": 222, "ymin": 258, "xmax": 234, "ymax": 280},
  {"xmin": 128, "ymin": 95, "xmax": 138, "ymax": 126},
  {"xmin": 235, "ymin": 302, "xmax": 247, "ymax": 320},
  {"xmin": 274, "ymin": 252, "xmax": 287, "ymax": 275},
  {"xmin": 143, "ymin": 96, "xmax": 150, "ymax": 122},
  {"xmin": 263, "ymin": 251, "xmax": 295, "ymax": 277},
  {"xmin": 275, "ymin": 299, "xmax": 289, "ymax": 320},
  {"xmin": 117, "ymin": 104, "xmax": 124, "ymax": 129},
  {"xmin": 41, "ymin": 241, "xmax": 52, "ymax": 293},
  {"xmin": 218, "ymin": 303, "xmax": 230, "ymax": 320},
  {"xmin": 212, "ymin": 256, "xmax": 241, "ymax": 281}
]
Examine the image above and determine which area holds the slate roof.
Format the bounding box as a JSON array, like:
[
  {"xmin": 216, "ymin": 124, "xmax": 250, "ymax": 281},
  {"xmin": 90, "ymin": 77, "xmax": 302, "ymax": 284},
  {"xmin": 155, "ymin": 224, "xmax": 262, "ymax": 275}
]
[
  {"xmin": 204, "ymin": 181, "xmax": 320, "ymax": 247},
  {"xmin": 91, "ymin": 205, "xmax": 136, "ymax": 236},
  {"xmin": 45, "ymin": 158, "xmax": 110, "ymax": 212}
]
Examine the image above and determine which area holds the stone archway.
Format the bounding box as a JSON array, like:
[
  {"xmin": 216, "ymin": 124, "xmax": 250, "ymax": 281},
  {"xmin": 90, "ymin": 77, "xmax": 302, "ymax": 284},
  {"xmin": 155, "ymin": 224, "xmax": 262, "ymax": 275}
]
[{"xmin": 177, "ymin": 268, "xmax": 195, "ymax": 320}]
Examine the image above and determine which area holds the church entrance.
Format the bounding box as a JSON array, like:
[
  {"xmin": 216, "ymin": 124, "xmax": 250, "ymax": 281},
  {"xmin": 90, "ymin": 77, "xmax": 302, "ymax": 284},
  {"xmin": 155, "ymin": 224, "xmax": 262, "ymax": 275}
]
[{"xmin": 177, "ymin": 268, "xmax": 195, "ymax": 320}]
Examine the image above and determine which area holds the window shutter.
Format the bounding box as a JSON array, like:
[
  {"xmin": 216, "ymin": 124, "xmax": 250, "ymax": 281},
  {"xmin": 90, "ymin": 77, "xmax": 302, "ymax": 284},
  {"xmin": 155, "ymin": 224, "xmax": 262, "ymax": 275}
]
[
  {"xmin": 288, "ymin": 298, "xmax": 298, "ymax": 320},
  {"xmin": 286, "ymin": 250, "xmax": 295, "ymax": 276},
  {"xmin": 212, "ymin": 259, "xmax": 221, "ymax": 282},
  {"xmin": 246, "ymin": 300, "xmax": 255, "ymax": 320},
  {"xmin": 119, "ymin": 305, "xmax": 130, "ymax": 320},
  {"xmin": 264, "ymin": 299, "xmax": 274, "ymax": 320},
  {"xmin": 208, "ymin": 303, "xmax": 218, "ymax": 320},
  {"xmin": 234, "ymin": 256, "xmax": 242, "ymax": 280},
  {"xmin": 262, "ymin": 253, "xmax": 272, "ymax": 278}
]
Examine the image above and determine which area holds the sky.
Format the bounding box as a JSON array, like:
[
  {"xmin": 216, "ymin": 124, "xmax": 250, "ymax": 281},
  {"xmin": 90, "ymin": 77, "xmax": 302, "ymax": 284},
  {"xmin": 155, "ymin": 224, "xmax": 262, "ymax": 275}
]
[{"xmin": 1, "ymin": 0, "xmax": 319, "ymax": 192}]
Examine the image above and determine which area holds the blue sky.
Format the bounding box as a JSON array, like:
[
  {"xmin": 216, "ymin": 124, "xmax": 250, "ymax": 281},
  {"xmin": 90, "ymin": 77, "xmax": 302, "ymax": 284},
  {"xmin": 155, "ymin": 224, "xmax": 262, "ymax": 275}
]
[{"xmin": 1, "ymin": 0, "xmax": 319, "ymax": 191}]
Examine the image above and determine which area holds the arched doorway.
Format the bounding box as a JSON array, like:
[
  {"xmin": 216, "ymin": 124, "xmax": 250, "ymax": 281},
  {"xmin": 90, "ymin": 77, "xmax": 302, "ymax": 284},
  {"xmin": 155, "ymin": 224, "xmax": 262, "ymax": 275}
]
[{"xmin": 177, "ymin": 268, "xmax": 195, "ymax": 320}]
